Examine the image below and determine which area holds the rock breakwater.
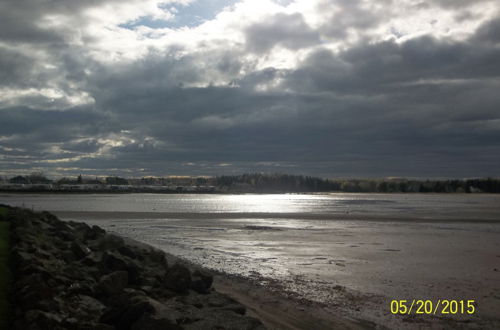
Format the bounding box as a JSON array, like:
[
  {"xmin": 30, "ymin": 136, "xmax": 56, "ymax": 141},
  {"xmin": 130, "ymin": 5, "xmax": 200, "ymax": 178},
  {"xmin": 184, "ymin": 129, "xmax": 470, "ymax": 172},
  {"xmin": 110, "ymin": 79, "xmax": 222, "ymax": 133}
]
[{"xmin": 6, "ymin": 206, "xmax": 265, "ymax": 330}]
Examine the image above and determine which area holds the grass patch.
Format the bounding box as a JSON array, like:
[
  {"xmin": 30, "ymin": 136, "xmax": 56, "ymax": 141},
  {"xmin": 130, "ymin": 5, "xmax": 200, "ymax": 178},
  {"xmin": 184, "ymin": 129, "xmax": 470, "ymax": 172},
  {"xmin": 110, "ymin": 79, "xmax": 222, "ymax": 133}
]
[
  {"xmin": 0, "ymin": 209, "xmax": 10, "ymax": 330},
  {"xmin": 0, "ymin": 207, "xmax": 7, "ymax": 219}
]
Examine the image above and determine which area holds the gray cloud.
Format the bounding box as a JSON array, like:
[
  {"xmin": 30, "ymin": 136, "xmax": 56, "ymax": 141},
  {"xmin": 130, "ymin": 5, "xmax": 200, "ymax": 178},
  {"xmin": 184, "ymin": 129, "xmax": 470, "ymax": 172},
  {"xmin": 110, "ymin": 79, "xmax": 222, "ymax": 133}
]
[
  {"xmin": 475, "ymin": 17, "xmax": 500, "ymax": 43},
  {"xmin": 245, "ymin": 13, "xmax": 320, "ymax": 53},
  {"xmin": 316, "ymin": 0, "xmax": 386, "ymax": 39},
  {"xmin": 432, "ymin": 0, "xmax": 495, "ymax": 9},
  {"xmin": 287, "ymin": 27, "xmax": 500, "ymax": 94},
  {"xmin": 0, "ymin": 47, "xmax": 36, "ymax": 88},
  {"xmin": 1, "ymin": 1, "xmax": 500, "ymax": 178}
]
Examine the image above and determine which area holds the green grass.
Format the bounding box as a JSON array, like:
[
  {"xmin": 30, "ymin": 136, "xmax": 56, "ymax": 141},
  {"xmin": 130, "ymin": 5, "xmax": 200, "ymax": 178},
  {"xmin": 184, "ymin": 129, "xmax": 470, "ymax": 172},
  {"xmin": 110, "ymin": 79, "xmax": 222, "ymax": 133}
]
[
  {"xmin": 0, "ymin": 208, "xmax": 10, "ymax": 330},
  {"xmin": 0, "ymin": 207, "xmax": 7, "ymax": 219}
]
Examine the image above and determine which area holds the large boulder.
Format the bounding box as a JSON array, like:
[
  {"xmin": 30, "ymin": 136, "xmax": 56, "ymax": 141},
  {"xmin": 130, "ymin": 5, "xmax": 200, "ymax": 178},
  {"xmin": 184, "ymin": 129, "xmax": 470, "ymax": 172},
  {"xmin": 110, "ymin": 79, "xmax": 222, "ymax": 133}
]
[
  {"xmin": 71, "ymin": 241, "xmax": 91, "ymax": 260},
  {"xmin": 190, "ymin": 270, "xmax": 213, "ymax": 294},
  {"xmin": 22, "ymin": 310, "xmax": 63, "ymax": 330},
  {"xmin": 164, "ymin": 264, "xmax": 192, "ymax": 294},
  {"xmin": 117, "ymin": 245, "xmax": 137, "ymax": 259},
  {"xmin": 97, "ymin": 271, "xmax": 129, "ymax": 297},
  {"xmin": 131, "ymin": 313, "xmax": 181, "ymax": 330},
  {"xmin": 84, "ymin": 225, "xmax": 106, "ymax": 241},
  {"xmin": 184, "ymin": 309, "xmax": 265, "ymax": 330},
  {"xmin": 101, "ymin": 251, "xmax": 128, "ymax": 273},
  {"xmin": 98, "ymin": 234, "xmax": 125, "ymax": 251},
  {"xmin": 101, "ymin": 292, "xmax": 156, "ymax": 330}
]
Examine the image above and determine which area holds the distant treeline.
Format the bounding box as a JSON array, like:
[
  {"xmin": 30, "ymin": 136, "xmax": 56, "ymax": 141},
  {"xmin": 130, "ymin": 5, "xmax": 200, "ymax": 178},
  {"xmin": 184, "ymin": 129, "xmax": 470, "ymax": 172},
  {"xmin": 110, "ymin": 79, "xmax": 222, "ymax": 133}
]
[
  {"xmin": 1, "ymin": 172, "xmax": 500, "ymax": 193},
  {"xmin": 215, "ymin": 173, "xmax": 500, "ymax": 193}
]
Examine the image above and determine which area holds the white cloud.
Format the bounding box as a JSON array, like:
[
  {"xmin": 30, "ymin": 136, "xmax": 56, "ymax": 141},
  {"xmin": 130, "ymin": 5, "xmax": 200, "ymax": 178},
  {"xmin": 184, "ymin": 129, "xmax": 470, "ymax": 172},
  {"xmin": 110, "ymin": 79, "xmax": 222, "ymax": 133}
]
[{"xmin": 0, "ymin": 87, "xmax": 94, "ymax": 110}]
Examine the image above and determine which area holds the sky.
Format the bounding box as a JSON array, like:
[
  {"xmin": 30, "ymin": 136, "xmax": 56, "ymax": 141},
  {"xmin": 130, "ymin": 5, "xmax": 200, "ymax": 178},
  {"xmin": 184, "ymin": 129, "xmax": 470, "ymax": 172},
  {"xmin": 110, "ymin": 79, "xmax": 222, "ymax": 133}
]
[{"xmin": 1, "ymin": 0, "xmax": 500, "ymax": 179}]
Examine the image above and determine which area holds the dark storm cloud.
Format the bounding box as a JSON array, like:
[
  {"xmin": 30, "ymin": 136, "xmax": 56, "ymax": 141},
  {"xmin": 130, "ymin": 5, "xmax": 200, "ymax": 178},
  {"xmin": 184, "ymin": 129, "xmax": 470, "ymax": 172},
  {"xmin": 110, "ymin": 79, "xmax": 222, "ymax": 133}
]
[
  {"xmin": 287, "ymin": 32, "xmax": 500, "ymax": 95},
  {"xmin": 0, "ymin": 47, "xmax": 35, "ymax": 88},
  {"xmin": 29, "ymin": 22, "xmax": 500, "ymax": 175},
  {"xmin": 0, "ymin": 107, "xmax": 107, "ymax": 148}
]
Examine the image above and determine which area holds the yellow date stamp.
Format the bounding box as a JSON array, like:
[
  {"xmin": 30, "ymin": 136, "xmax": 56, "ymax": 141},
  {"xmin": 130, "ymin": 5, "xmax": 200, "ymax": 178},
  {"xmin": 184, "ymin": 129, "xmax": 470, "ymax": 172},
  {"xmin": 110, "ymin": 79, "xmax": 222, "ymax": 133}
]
[{"xmin": 390, "ymin": 300, "xmax": 476, "ymax": 315}]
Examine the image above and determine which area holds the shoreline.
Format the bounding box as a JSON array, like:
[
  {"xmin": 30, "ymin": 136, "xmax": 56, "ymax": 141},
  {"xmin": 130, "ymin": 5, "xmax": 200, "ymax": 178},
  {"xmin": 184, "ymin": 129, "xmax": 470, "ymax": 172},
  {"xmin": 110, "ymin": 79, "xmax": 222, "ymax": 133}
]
[
  {"xmin": 132, "ymin": 237, "xmax": 378, "ymax": 330},
  {"xmin": 5, "ymin": 206, "xmax": 267, "ymax": 329},
  {"xmin": 3, "ymin": 205, "xmax": 379, "ymax": 329},
  {"xmin": 2, "ymin": 190, "xmax": 500, "ymax": 195},
  {"xmin": 214, "ymin": 275, "xmax": 376, "ymax": 330},
  {"xmin": 122, "ymin": 235, "xmax": 376, "ymax": 329}
]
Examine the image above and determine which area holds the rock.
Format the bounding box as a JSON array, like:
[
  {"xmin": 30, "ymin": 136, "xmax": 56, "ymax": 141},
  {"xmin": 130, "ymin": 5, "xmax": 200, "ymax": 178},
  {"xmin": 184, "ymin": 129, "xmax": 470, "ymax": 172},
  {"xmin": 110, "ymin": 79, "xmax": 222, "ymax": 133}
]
[
  {"xmin": 24, "ymin": 310, "xmax": 63, "ymax": 329},
  {"xmin": 60, "ymin": 250, "xmax": 75, "ymax": 263},
  {"xmin": 125, "ymin": 260, "xmax": 142, "ymax": 285},
  {"xmin": 190, "ymin": 270, "xmax": 213, "ymax": 294},
  {"xmin": 185, "ymin": 291, "xmax": 247, "ymax": 315},
  {"xmin": 68, "ymin": 282, "xmax": 95, "ymax": 296},
  {"xmin": 147, "ymin": 248, "xmax": 168, "ymax": 268},
  {"xmin": 205, "ymin": 291, "xmax": 240, "ymax": 308},
  {"xmin": 46, "ymin": 214, "xmax": 69, "ymax": 229},
  {"xmin": 17, "ymin": 280, "xmax": 55, "ymax": 310},
  {"xmin": 131, "ymin": 313, "xmax": 182, "ymax": 330},
  {"xmin": 76, "ymin": 294, "xmax": 107, "ymax": 316},
  {"xmin": 68, "ymin": 221, "xmax": 92, "ymax": 235},
  {"xmin": 130, "ymin": 297, "xmax": 186, "ymax": 330},
  {"xmin": 164, "ymin": 264, "xmax": 192, "ymax": 293},
  {"xmin": 12, "ymin": 250, "xmax": 36, "ymax": 269},
  {"xmin": 34, "ymin": 247, "xmax": 53, "ymax": 260},
  {"xmin": 98, "ymin": 234, "xmax": 125, "ymax": 250},
  {"xmin": 184, "ymin": 309, "xmax": 265, "ymax": 330},
  {"xmin": 81, "ymin": 252, "xmax": 103, "ymax": 267},
  {"xmin": 101, "ymin": 252, "xmax": 128, "ymax": 273},
  {"xmin": 59, "ymin": 230, "xmax": 77, "ymax": 242},
  {"xmin": 37, "ymin": 298, "xmax": 61, "ymax": 313},
  {"xmin": 204, "ymin": 292, "xmax": 246, "ymax": 314},
  {"xmin": 71, "ymin": 241, "xmax": 91, "ymax": 260},
  {"xmin": 14, "ymin": 273, "xmax": 45, "ymax": 291},
  {"xmin": 85, "ymin": 225, "xmax": 106, "ymax": 241},
  {"xmin": 97, "ymin": 271, "xmax": 129, "ymax": 297},
  {"xmin": 118, "ymin": 245, "xmax": 137, "ymax": 259},
  {"xmin": 222, "ymin": 303, "xmax": 247, "ymax": 315},
  {"xmin": 53, "ymin": 238, "xmax": 70, "ymax": 251},
  {"xmin": 101, "ymin": 293, "xmax": 155, "ymax": 330},
  {"xmin": 81, "ymin": 323, "xmax": 115, "ymax": 330}
]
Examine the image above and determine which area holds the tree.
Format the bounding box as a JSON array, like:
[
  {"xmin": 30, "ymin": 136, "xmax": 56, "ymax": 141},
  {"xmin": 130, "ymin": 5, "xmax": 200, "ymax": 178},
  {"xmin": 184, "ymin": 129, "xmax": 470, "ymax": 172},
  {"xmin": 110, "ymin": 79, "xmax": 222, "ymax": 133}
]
[
  {"xmin": 105, "ymin": 176, "xmax": 128, "ymax": 185},
  {"xmin": 9, "ymin": 175, "xmax": 29, "ymax": 184},
  {"xmin": 28, "ymin": 171, "xmax": 51, "ymax": 184}
]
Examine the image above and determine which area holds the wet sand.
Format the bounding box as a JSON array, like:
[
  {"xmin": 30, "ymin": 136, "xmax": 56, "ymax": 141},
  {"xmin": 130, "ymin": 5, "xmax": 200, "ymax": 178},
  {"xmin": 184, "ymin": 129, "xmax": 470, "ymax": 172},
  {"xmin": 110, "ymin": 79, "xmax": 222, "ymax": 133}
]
[{"xmin": 50, "ymin": 211, "xmax": 500, "ymax": 329}]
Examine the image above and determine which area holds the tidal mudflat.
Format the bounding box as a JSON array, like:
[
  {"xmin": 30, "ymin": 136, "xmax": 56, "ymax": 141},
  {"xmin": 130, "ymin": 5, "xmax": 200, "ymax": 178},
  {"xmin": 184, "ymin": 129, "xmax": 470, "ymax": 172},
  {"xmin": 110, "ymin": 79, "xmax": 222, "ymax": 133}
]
[{"xmin": 2, "ymin": 193, "xmax": 500, "ymax": 328}]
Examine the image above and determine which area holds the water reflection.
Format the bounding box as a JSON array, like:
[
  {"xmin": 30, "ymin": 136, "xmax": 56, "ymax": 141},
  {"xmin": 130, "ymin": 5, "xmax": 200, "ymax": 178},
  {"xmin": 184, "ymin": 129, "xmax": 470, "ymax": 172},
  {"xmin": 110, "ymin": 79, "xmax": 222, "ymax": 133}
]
[{"xmin": 2, "ymin": 192, "xmax": 500, "ymax": 220}]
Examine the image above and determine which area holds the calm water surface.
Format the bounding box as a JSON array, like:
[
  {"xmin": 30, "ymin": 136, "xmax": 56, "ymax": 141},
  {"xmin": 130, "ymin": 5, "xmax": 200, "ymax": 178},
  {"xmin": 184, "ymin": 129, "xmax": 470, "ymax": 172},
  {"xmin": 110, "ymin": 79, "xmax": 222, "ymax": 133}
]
[{"xmin": 2, "ymin": 193, "xmax": 500, "ymax": 220}]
